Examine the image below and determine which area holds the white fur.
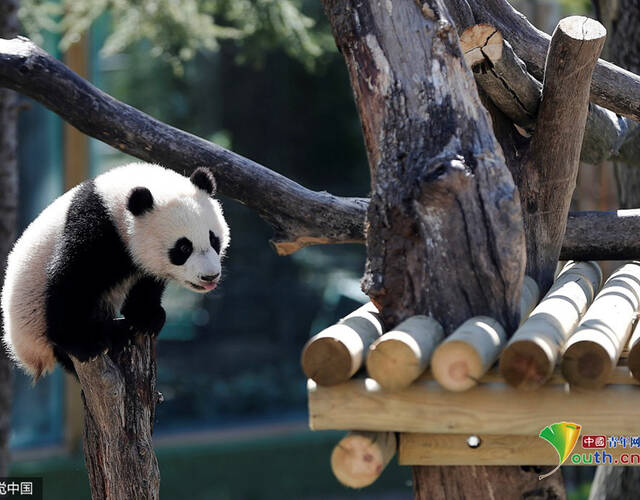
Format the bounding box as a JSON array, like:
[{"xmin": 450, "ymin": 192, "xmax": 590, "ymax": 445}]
[
  {"xmin": 1, "ymin": 187, "xmax": 78, "ymax": 377},
  {"xmin": 1, "ymin": 163, "xmax": 230, "ymax": 378}
]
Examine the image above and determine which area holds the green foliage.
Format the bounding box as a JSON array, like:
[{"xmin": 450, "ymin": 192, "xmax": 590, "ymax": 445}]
[{"xmin": 19, "ymin": 0, "xmax": 333, "ymax": 73}]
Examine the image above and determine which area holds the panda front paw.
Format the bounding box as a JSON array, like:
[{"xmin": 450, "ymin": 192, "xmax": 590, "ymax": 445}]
[
  {"xmin": 67, "ymin": 342, "xmax": 110, "ymax": 363},
  {"xmin": 123, "ymin": 306, "xmax": 166, "ymax": 337}
]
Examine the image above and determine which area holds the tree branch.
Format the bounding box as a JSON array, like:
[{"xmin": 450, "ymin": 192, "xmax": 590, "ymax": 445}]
[
  {"xmin": 72, "ymin": 331, "xmax": 160, "ymax": 500},
  {"xmin": 468, "ymin": 0, "xmax": 640, "ymax": 121},
  {"xmin": 460, "ymin": 24, "xmax": 637, "ymax": 166},
  {"xmin": 0, "ymin": 37, "xmax": 367, "ymax": 256},
  {"xmin": 1, "ymin": 37, "xmax": 639, "ymax": 263}
]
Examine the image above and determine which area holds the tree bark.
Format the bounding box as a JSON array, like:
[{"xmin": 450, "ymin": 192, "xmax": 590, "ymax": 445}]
[
  {"xmin": 412, "ymin": 465, "xmax": 566, "ymax": 499},
  {"xmin": 0, "ymin": 0, "xmax": 18, "ymax": 477},
  {"xmin": 72, "ymin": 331, "xmax": 160, "ymax": 500},
  {"xmin": 321, "ymin": 0, "xmax": 564, "ymax": 497},
  {"xmin": 589, "ymin": 1, "xmax": 640, "ymax": 498}
]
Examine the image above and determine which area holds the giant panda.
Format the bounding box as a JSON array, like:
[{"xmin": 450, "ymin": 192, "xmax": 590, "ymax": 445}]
[{"xmin": 1, "ymin": 162, "xmax": 230, "ymax": 380}]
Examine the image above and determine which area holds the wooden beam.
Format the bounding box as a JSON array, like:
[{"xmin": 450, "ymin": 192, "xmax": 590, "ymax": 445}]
[
  {"xmin": 307, "ymin": 369, "xmax": 640, "ymax": 436},
  {"xmin": 399, "ymin": 433, "xmax": 634, "ymax": 466}
]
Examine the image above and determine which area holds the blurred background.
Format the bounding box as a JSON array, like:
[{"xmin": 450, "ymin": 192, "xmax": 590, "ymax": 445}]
[{"xmin": 7, "ymin": 0, "xmax": 612, "ymax": 499}]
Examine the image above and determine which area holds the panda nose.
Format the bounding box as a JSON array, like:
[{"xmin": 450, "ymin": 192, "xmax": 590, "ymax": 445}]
[{"xmin": 200, "ymin": 273, "xmax": 220, "ymax": 283}]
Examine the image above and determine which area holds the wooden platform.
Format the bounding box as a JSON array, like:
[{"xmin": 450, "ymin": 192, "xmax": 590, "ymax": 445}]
[{"xmin": 308, "ymin": 367, "xmax": 640, "ymax": 465}]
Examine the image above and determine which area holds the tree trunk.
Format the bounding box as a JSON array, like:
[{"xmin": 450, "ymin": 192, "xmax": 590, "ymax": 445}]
[
  {"xmin": 0, "ymin": 0, "xmax": 18, "ymax": 477},
  {"xmin": 321, "ymin": 0, "xmax": 563, "ymax": 497},
  {"xmin": 73, "ymin": 333, "xmax": 160, "ymax": 500},
  {"xmin": 590, "ymin": 1, "xmax": 640, "ymax": 498}
]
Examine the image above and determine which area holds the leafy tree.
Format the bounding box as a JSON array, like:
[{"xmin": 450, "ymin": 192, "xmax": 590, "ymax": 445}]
[{"xmin": 20, "ymin": 0, "xmax": 333, "ymax": 72}]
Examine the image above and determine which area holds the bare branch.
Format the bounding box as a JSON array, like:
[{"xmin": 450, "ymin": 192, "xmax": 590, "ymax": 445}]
[
  {"xmin": 0, "ymin": 37, "xmax": 367, "ymax": 256},
  {"xmin": 468, "ymin": 0, "xmax": 640, "ymax": 121}
]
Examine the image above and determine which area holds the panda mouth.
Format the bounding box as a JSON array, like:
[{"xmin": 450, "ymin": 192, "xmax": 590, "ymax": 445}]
[{"xmin": 187, "ymin": 281, "xmax": 217, "ymax": 292}]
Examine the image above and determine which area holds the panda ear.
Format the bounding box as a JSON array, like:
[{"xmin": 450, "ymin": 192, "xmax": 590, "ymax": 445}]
[
  {"xmin": 190, "ymin": 167, "xmax": 217, "ymax": 196},
  {"xmin": 127, "ymin": 187, "xmax": 154, "ymax": 216}
]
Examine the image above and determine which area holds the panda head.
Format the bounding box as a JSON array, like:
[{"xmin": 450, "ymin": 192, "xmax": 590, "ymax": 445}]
[{"xmin": 126, "ymin": 167, "xmax": 230, "ymax": 293}]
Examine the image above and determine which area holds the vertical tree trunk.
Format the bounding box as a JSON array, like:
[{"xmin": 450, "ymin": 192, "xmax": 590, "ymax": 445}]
[
  {"xmin": 322, "ymin": 0, "xmax": 563, "ymax": 497},
  {"xmin": 0, "ymin": 0, "xmax": 18, "ymax": 477},
  {"xmin": 73, "ymin": 334, "xmax": 160, "ymax": 500},
  {"xmin": 590, "ymin": 2, "xmax": 640, "ymax": 498}
]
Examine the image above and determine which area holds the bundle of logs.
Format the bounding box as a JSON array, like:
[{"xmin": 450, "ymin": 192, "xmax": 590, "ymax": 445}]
[{"xmin": 303, "ymin": 261, "xmax": 640, "ymax": 488}]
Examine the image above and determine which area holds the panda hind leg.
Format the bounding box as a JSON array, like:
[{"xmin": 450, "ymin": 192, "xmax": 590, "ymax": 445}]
[{"xmin": 48, "ymin": 318, "xmax": 133, "ymax": 367}]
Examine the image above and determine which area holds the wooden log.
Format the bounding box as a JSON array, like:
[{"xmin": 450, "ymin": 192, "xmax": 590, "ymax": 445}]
[
  {"xmin": 399, "ymin": 433, "xmax": 556, "ymax": 466},
  {"xmin": 301, "ymin": 303, "xmax": 383, "ymax": 386},
  {"xmin": 431, "ymin": 316, "xmax": 506, "ymax": 392},
  {"xmin": 460, "ymin": 23, "xmax": 634, "ymax": 167},
  {"xmin": 429, "ymin": 278, "xmax": 539, "ymax": 392},
  {"xmin": 519, "ymin": 275, "xmax": 540, "ymax": 322},
  {"xmin": 308, "ymin": 374, "xmax": 640, "ymax": 436},
  {"xmin": 330, "ymin": 431, "xmax": 396, "ymax": 488},
  {"xmin": 518, "ymin": 16, "xmax": 606, "ymax": 293},
  {"xmin": 460, "ymin": 24, "xmax": 540, "ymax": 131},
  {"xmin": 562, "ymin": 262, "xmax": 640, "ymax": 389},
  {"xmin": 366, "ymin": 316, "xmax": 444, "ymax": 391},
  {"xmin": 468, "ymin": 0, "xmax": 640, "ymax": 122},
  {"xmin": 627, "ymin": 321, "xmax": 640, "ymax": 382},
  {"xmin": 499, "ymin": 261, "xmax": 602, "ymax": 390}
]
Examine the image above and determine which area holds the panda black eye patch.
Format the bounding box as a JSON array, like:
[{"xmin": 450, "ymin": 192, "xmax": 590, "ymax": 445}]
[
  {"xmin": 209, "ymin": 230, "xmax": 221, "ymax": 254},
  {"xmin": 169, "ymin": 237, "xmax": 193, "ymax": 266}
]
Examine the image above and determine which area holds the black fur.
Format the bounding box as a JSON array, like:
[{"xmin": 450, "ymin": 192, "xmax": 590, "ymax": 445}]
[
  {"xmin": 209, "ymin": 230, "xmax": 221, "ymax": 254},
  {"xmin": 190, "ymin": 168, "xmax": 216, "ymax": 195},
  {"xmin": 45, "ymin": 181, "xmax": 165, "ymax": 374},
  {"xmin": 127, "ymin": 187, "xmax": 154, "ymax": 216},
  {"xmin": 168, "ymin": 237, "xmax": 192, "ymax": 266}
]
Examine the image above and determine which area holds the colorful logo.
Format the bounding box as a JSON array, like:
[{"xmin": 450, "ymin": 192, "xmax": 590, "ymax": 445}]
[{"xmin": 538, "ymin": 422, "xmax": 582, "ymax": 479}]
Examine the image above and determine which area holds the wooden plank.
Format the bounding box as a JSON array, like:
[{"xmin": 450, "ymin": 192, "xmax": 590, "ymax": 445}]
[
  {"xmin": 308, "ymin": 372, "xmax": 640, "ymax": 436},
  {"xmin": 399, "ymin": 433, "xmax": 638, "ymax": 466}
]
